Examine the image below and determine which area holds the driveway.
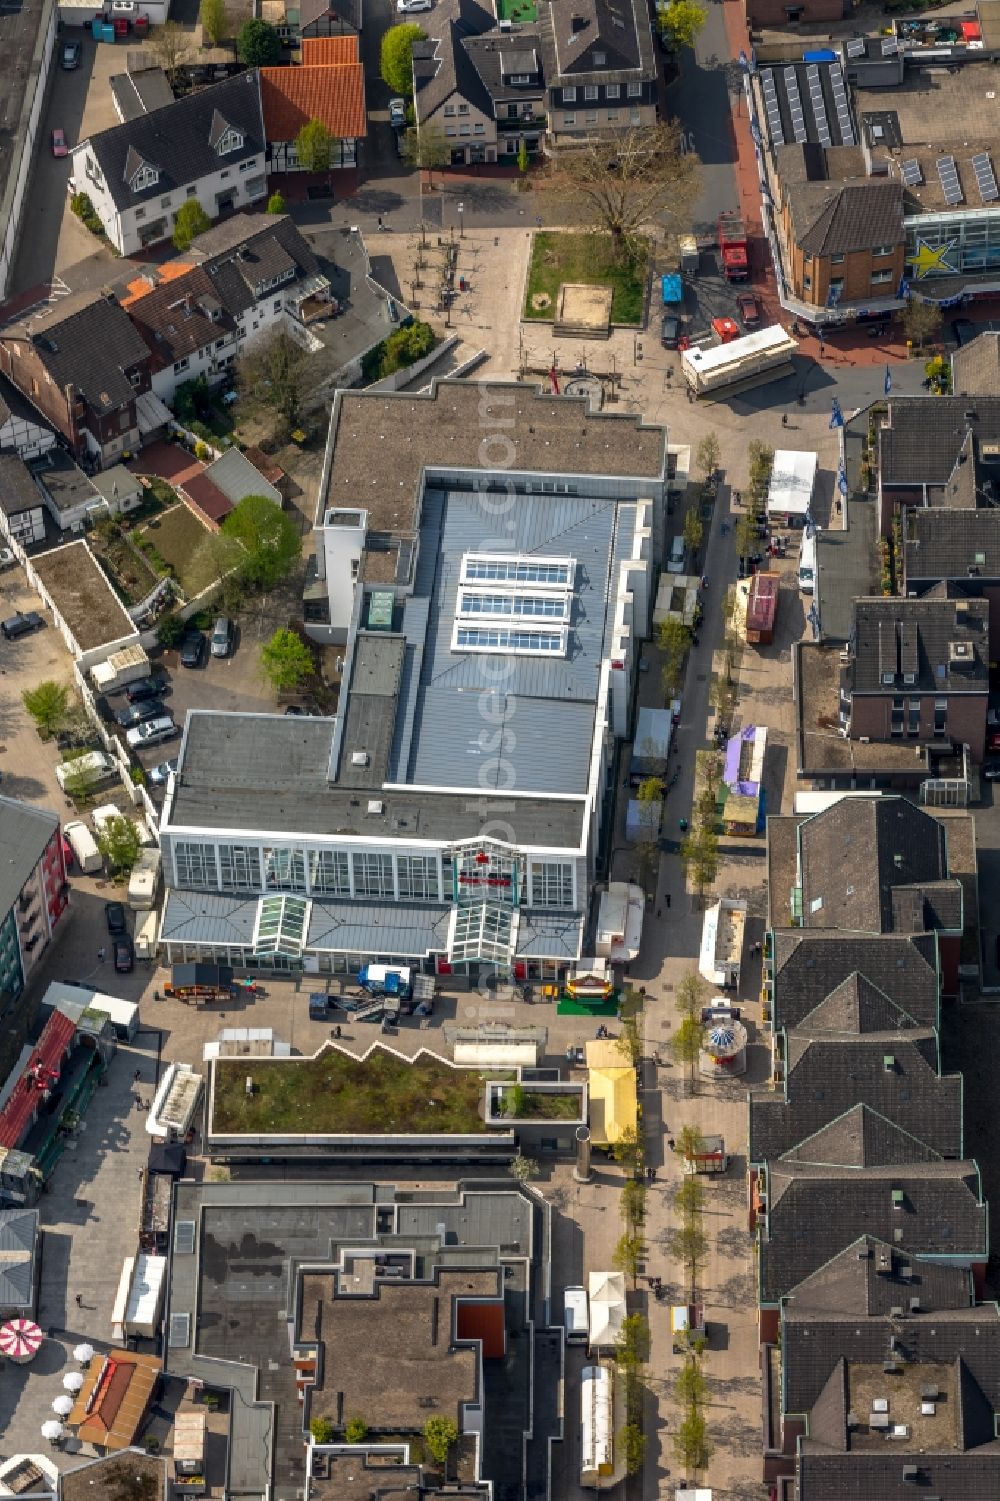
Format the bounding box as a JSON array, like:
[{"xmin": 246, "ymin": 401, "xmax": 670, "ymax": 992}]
[{"xmin": 11, "ymin": 29, "xmax": 125, "ymax": 295}]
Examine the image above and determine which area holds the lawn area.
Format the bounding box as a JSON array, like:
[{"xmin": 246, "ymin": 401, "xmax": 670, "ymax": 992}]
[
  {"xmin": 524, "ymin": 231, "xmax": 647, "ymax": 325},
  {"xmin": 498, "ymin": 1085, "xmax": 582, "ymax": 1120},
  {"xmin": 497, "ymin": 0, "xmax": 537, "ymax": 19},
  {"xmin": 213, "ymin": 1046, "xmax": 492, "ymax": 1135},
  {"xmin": 136, "ymin": 503, "xmax": 217, "ymax": 595},
  {"xmin": 89, "ymin": 523, "xmax": 161, "ymax": 607}
]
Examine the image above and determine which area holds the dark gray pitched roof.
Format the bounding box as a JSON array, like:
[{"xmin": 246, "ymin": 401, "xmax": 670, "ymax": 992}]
[
  {"xmin": 749, "ymin": 1042, "xmax": 963, "ymax": 1162},
  {"xmin": 953, "ymin": 331, "xmax": 1000, "ymax": 398},
  {"xmin": 299, "ymin": 0, "xmax": 361, "ymax": 30},
  {"xmin": 0, "ymin": 452, "xmax": 43, "ymax": 518},
  {"xmin": 890, "ymin": 880, "xmax": 964, "ymax": 936},
  {"xmin": 776, "ymin": 1102, "xmax": 946, "ymax": 1167},
  {"xmin": 797, "ymin": 796, "xmax": 952, "ymax": 936},
  {"xmin": 108, "ymin": 65, "xmax": 174, "ymax": 123},
  {"xmin": 904, "ymin": 506, "xmax": 1000, "ymax": 586},
  {"xmin": 82, "ymin": 71, "xmax": 264, "ymax": 214},
  {"xmin": 0, "ymin": 291, "xmax": 150, "ymax": 414},
  {"xmin": 797, "ymin": 972, "xmax": 922, "ymax": 1034},
  {"xmin": 462, "ymin": 32, "xmax": 543, "ymax": 96},
  {"xmin": 0, "ymin": 795, "xmax": 58, "ymax": 918},
  {"xmin": 796, "ymin": 1450, "xmax": 1000, "ymax": 1501},
  {"xmin": 880, "ymin": 395, "xmax": 1000, "ymax": 489},
  {"xmin": 784, "ymin": 1234, "xmax": 974, "ymax": 1321},
  {"xmin": 759, "ymin": 1159, "xmax": 986, "ymax": 1305},
  {"xmin": 771, "ymin": 932, "xmax": 940, "ymax": 1033},
  {"xmin": 412, "ymin": 0, "xmax": 497, "ymax": 121},
  {"xmin": 549, "ymin": 0, "xmax": 641, "ymax": 72},
  {"xmin": 0, "ymin": 371, "xmax": 54, "ymax": 439},
  {"xmin": 849, "ymin": 596, "xmax": 988, "ymax": 696},
  {"xmin": 786, "ymin": 179, "xmax": 902, "ymax": 257}
]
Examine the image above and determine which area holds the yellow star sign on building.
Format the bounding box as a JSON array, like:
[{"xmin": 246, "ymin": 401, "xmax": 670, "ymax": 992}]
[{"xmin": 907, "ymin": 238, "xmax": 957, "ymax": 279}]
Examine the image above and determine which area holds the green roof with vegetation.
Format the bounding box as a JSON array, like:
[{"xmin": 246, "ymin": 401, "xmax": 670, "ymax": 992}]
[{"xmin": 212, "ymin": 1045, "xmax": 493, "ymax": 1135}]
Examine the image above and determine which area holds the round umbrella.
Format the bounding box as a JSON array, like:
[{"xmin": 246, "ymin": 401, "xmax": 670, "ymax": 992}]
[
  {"xmin": 63, "ymin": 1370, "xmax": 85, "ymax": 1393},
  {"xmin": 73, "ymin": 1342, "xmax": 94, "ymax": 1365},
  {"xmin": 0, "ymin": 1319, "xmax": 43, "ymax": 1363},
  {"xmin": 51, "ymin": 1394, "xmax": 74, "ymax": 1417},
  {"xmin": 40, "ymin": 1420, "xmax": 64, "ymax": 1444}
]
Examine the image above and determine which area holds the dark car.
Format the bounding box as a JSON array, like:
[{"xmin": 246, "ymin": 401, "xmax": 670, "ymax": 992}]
[
  {"xmin": 983, "ymin": 761, "xmax": 1000, "ymax": 780},
  {"xmin": 661, "ymin": 313, "xmax": 682, "ymax": 349},
  {"xmin": 123, "ymin": 675, "xmax": 167, "ymax": 704},
  {"xmin": 737, "ymin": 291, "xmax": 762, "ymax": 327},
  {"xmin": 104, "ymin": 901, "xmax": 127, "ymax": 936},
  {"xmin": 113, "ymin": 934, "xmax": 134, "ymax": 974},
  {"xmin": 61, "ymin": 40, "xmax": 81, "ymax": 69},
  {"xmin": 1, "ymin": 611, "xmax": 44, "ymax": 640},
  {"xmin": 179, "ymin": 631, "xmax": 206, "ymax": 668},
  {"xmin": 113, "ymin": 698, "xmax": 166, "ymax": 729}
]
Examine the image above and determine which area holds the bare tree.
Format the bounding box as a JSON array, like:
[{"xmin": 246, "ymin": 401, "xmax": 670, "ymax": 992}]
[
  {"xmin": 149, "ymin": 20, "xmax": 189, "ymax": 81},
  {"xmin": 538, "ymin": 121, "xmax": 700, "ymax": 259}
]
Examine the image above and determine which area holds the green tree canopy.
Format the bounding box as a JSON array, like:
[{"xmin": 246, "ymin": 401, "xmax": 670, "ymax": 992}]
[
  {"xmin": 381, "ymin": 23, "xmax": 425, "ymax": 96},
  {"xmin": 619, "ymin": 1420, "xmax": 647, "ymax": 1474},
  {"xmin": 612, "ymin": 1231, "xmax": 644, "ymax": 1287},
  {"xmin": 423, "ymin": 1416, "xmax": 459, "ymax": 1467},
  {"xmin": 173, "ymin": 198, "xmax": 211, "ymax": 251},
  {"xmin": 221, "ymin": 494, "xmax": 301, "ymax": 589},
  {"xmin": 673, "ymin": 1407, "xmax": 712, "ymax": 1473},
  {"xmin": 238, "ymin": 16, "xmax": 282, "ymax": 65},
  {"xmin": 199, "ymin": 0, "xmax": 229, "ymax": 45},
  {"xmin": 96, "ymin": 814, "xmax": 141, "ymax": 878},
  {"xmin": 508, "ymin": 1151, "xmax": 540, "ymax": 1184},
  {"xmin": 236, "ymin": 328, "xmax": 311, "ymax": 434},
  {"xmin": 266, "ymin": 191, "xmax": 286, "ymax": 215},
  {"xmin": 259, "ymin": 628, "xmax": 315, "ymax": 693},
  {"xmin": 296, "ymin": 118, "xmax": 333, "ymax": 173},
  {"xmin": 658, "ymin": 0, "xmax": 708, "ymax": 50},
  {"xmin": 695, "ymin": 430, "xmax": 720, "ymax": 478},
  {"xmin": 22, "ymin": 680, "xmax": 70, "ymax": 737},
  {"xmin": 310, "ymin": 1416, "xmax": 334, "ymax": 1444},
  {"xmin": 616, "ymin": 1312, "xmax": 650, "ymax": 1367},
  {"xmin": 61, "ymin": 752, "xmax": 99, "ymax": 804},
  {"xmin": 401, "ymin": 122, "xmax": 450, "ymax": 183},
  {"xmin": 344, "ymin": 1417, "xmax": 368, "ymax": 1444},
  {"xmin": 682, "ymin": 506, "xmax": 703, "ymax": 554}
]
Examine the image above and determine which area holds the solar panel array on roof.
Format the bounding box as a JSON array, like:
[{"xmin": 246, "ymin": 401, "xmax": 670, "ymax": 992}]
[
  {"xmin": 973, "ymin": 151, "xmax": 998, "ymax": 203},
  {"xmin": 881, "ymin": 35, "xmax": 898, "ymax": 55},
  {"xmin": 845, "ymin": 36, "xmax": 865, "ymax": 58},
  {"xmin": 937, "ymin": 155, "xmax": 963, "ymax": 205},
  {"xmin": 901, "ymin": 157, "xmax": 923, "ymax": 186},
  {"xmin": 784, "ymin": 66, "xmax": 808, "ymax": 143},
  {"xmin": 829, "ymin": 64, "xmax": 855, "ymax": 145},
  {"xmin": 806, "ymin": 64, "xmax": 832, "ymax": 146},
  {"xmin": 761, "ymin": 69, "xmax": 784, "ymax": 145}
]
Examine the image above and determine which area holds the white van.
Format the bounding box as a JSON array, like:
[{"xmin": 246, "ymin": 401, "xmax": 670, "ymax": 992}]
[
  {"xmin": 564, "ymin": 1286, "xmax": 589, "ymax": 1344},
  {"xmin": 56, "ymin": 750, "xmax": 116, "ymax": 795},
  {"xmin": 667, "ymin": 535, "xmax": 686, "ymax": 574},
  {"xmin": 798, "ymin": 529, "xmax": 817, "ymax": 594},
  {"xmin": 63, "ymin": 820, "xmax": 102, "ymax": 874}
]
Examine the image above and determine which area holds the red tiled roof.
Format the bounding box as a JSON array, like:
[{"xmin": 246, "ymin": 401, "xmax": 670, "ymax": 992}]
[
  {"xmin": 301, "ymin": 34, "xmax": 358, "ymax": 64},
  {"xmin": 0, "ymin": 1010, "xmax": 77, "ymax": 1148},
  {"xmin": 183, "ymin": 473, "xmax": 234, "ymax": 524},
  {"xmin": 260, "ymin": 62, "xmax": 366, "ymax": 143}
]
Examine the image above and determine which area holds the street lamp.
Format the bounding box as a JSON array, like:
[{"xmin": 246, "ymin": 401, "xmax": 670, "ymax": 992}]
[{"xmin": 458, "ymin": 201, "xmax": 465, "ymax": 238}]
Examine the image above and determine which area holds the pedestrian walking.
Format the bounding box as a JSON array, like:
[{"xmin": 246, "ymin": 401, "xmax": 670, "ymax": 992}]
[
  {"xmin": 75, "ymin": 1293, "xmax": 83, "ymax": 1307},
  {"xmin": 97, "ymin": 947, "xmax": 106, "ymax": 964},
  {"xmin": 377, "ymin": 215, "xmax": 385, "ymax": 231},
  {"xmin": 133, "ymin": 1069, "xmax": 142, "ymax": 1083},
  {"xmin": 665, "ymin": 894, "xmax": 671, "ymax": 909}
]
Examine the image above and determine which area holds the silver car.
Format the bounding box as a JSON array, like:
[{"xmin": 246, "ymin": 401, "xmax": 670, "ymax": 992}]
[
  {"xmin": 211, "ymin": 615, "xmax": 234, "ymax": 658},
  {"xmin": 126, "ymin": 715, "xmax": 178, "ymax": 750}
]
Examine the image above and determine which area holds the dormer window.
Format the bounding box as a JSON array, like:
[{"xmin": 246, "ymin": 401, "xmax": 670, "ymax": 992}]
[
  {"xmin": 131, "ymin": 163, "xmax": 159, "ymax": 193},
  {"xmin": 216, "ymin": 128, "xmax": 244, "ymax": 155},
  {"xmin": 209, "ymin": 108, "xmax": 245, "ymax": 156}
]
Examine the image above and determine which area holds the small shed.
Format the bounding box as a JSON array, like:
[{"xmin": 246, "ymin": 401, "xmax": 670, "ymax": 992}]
[{"xmin": 595, "ymin": 882, "xmax": 643, "ymax": 963}]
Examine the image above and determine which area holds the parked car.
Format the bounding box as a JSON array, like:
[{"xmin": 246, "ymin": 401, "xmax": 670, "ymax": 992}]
[
  {"xmin": 1, "ymin": 611, "xmax": 44, "ymax": 640},
  {"xmin": 210, "ymin": 615, "xmax": 234, "ymax": 658},
  {"xmin": 736, "ymin": 291, "xmax": 762, "ymax": 326},
  {"xmin": 389, "ymin": 97, "xmax": 407, "ymax": 129},
  {"xmin": 61, "ymin": 40, "xmax": 81, "ymax": 68},
  {"xmin": 126, "ymin": 715, "xmax": 179, "ymax": 750},
  {"xmin": 123, "ymin": 675, "xmax": 167, "ymax": 704},
  {"xmin": 113, "ymin": 935, "xmax": 134, "ymax": 974},
  {"xmin": 982, "ymin": 761, "xmax": 1000, "ymax": 780},
  {"xmin": 0, "ymin": 548, "xmax": 15, "ymax": 569},
  {"xmin": 989, "ymin": 730, "xmax": 1000, "ymax": 753},
  {"xmin": 661, "ymin": 313, "xmax": 682, "ymax": 349},
  {"xmin": 51, "ymin": 128, "xmax": 68, "ymax": 158},
  {"xmin": 113, "ymin": 698, "xmax": 166, "ymax": 729},
  {"xmin": 104, "ymin": 901, "xmax": 127, "ymax": 935},
  {"xmin": 179, "ymin": 631, "xmax": 206, "ymax": 668},
  {"xmin": 148, "ymin": 757, "xmax": 178, "ymax": 786},
  {"xmin": 397, "ymin": 0, "xmax": 431, "ymax": 11}
]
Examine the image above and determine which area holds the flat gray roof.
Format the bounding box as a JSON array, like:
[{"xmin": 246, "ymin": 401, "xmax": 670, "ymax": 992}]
[
  {"xmin": 169, "ymin": 712, "xmax": 586, "ymax": 848},
  {"xmin": 0, "ymin": 796, "xmax": 58, "ymax": 918},
  {"xmin": 322, "ymin": 380, "xmax": 668, "ymax": 536},
  {"xmin": 31, "ymin": 539, "xmax": 136, "ymax": 653},
  {"xmin": 30, "ymin": 451, "xmax": 98, "ymax": 515},
  {"xmin": 816, "ymin": 498, "xmax": 877, "ymax": 644}
]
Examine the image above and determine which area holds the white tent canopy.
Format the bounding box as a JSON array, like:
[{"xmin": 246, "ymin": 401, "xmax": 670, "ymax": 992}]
[{"xmin": 588, "ymin": 1270, "xmax": 626, "ymax": 1348}]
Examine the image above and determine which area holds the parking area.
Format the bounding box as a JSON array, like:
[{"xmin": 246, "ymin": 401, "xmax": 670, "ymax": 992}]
[{"xmin": 11, "ymin": 27, "xmax": 126, "ymax": 295}]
